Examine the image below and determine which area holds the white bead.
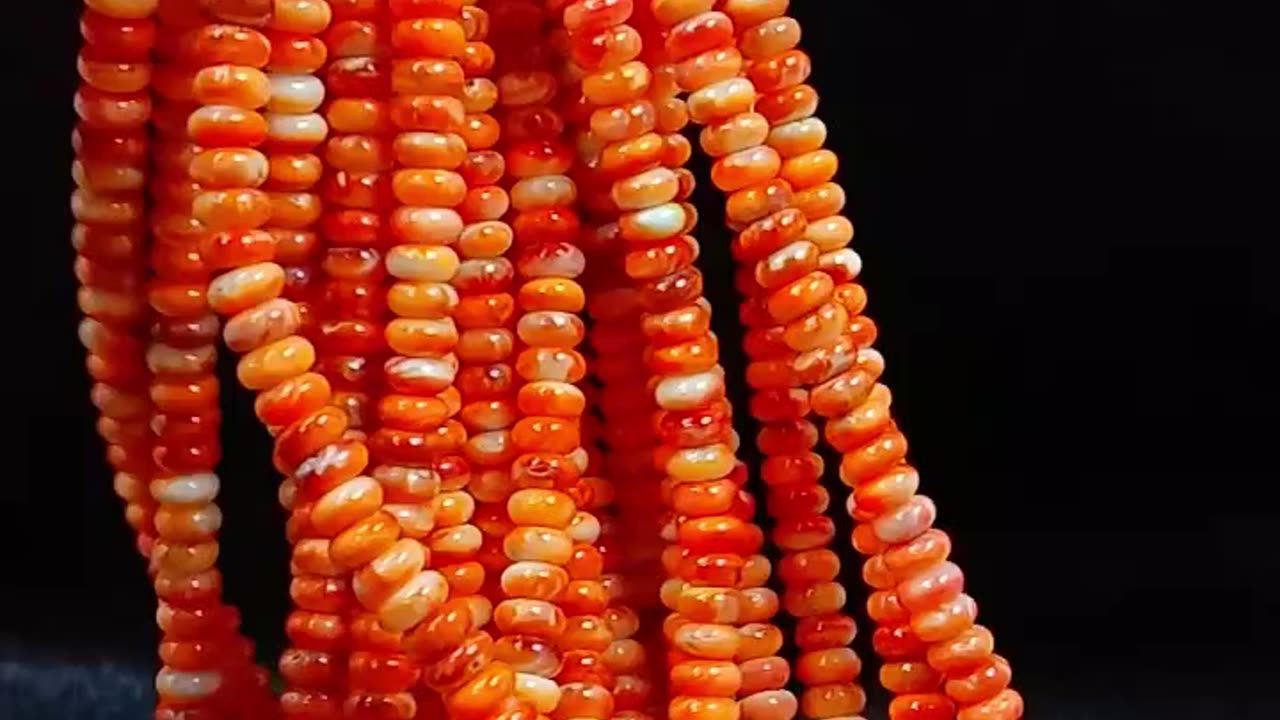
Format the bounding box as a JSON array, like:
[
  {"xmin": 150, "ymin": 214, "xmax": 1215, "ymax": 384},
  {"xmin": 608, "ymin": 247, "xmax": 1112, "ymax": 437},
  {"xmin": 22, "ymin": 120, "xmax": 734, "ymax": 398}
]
[
  {"xmin": 267, "ymin": 74, "xmax": 325, "ymax": 113},
  {"xmin": 655, "ymin": 370, "xmax": 724, "ymax": 410},
  {"xmin": 623, "ymin": 202, "xmax": 686, "ymax": 239},
  {"xmin": 150, "ymin": 473, "xmax": 220, "ymax": 505},
  {"xmin": 265, "ymin": 112, "xmax": 327, "ymax": 145},
  {"xmin": 155, "ymin": 669, "xmax": 221, "ymax": 700},
  {"xmin": 515, "ymin": 673, "xmax": 562, "ymax": 713}
]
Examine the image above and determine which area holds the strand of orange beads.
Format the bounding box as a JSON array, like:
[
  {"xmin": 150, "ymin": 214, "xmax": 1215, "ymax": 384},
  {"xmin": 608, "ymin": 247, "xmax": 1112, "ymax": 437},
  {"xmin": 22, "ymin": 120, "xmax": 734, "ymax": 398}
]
[
  {"xmin": 182, "ymin": 2, "xmax": 457, "ymax": 717},
  {"xmin": 145, "ymin": 2, "xmax": 283, "ymax": 717},
  {"xmin": 362, "ymin": 2, "xmax": 528, "ymax": 719},
  {"xmin": 304, "ymin": 2, "xmax": 401, "ymax": 714},
  {"xmin": 263, "ymin": 3, "xmax": 331, "ymax": 359},
  {"xmin": 320, "ymin": 0, "xmax": 393, "ymax": 436},
  {"xmin": 554, "ymin": 8, "xmax": 790, "ymax": 720},
  {"xmin": 172, "ymin": 3, "xmax": 373, "ymax": 719},
  {"xmin": 570, "ymin": 6, "xmax": 695, "ymax": 715},
  {"xmin": 449, "ymin": 1, "xmax": 519, "ymax": 601},
  {"xmin": 74, "ymin": 0, "xmax": 162, "ymax": 566},
  {"xmin": 481, "ymin": 3, "xmax": 619, "ymax": 720},
  {"xmin": 643, "ymin": 5, "xmax": 867, "ymax": 720}
]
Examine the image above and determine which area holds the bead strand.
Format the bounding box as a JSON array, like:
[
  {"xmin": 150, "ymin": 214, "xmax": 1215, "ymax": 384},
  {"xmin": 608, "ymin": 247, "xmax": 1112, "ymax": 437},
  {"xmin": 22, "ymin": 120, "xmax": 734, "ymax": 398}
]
[
  {"xmin": 452, "ymin": 1, "xmax": 519, "ymax": 599},
  {"xmin": 320, "ymin": 0, "xmax": 393, "ymax": 434},
  {"xmin": 483, "ymin": 3, "xmax": 617, "ymax": 719},
  {"xmin": 175, "ymin": 4, "xmax": 383, "ymax": 718},
  {"xmin": 149, "ymin": 2, "xmax": 281, "ymax": 716},
  {"xmin": 376, "ymin": 2, "xmax": 525, "ymax": 718},
  {"xmin": 574, "ymin": 8, "xmax": 694, "ymax": 714},
  {"xmin": 74, "ymin": 1, "xmax": 161, "ymax": 564},
  {"xmin": 644, "ymin": 5, "xmax": 867, "ymax": 720},
  {"xmin": 264, "ymin": 4, "xmax": 331, "ymax": 354},
  {"xmin": 554, "ymin": 9, "xmax": 787, "ymax": 720}
]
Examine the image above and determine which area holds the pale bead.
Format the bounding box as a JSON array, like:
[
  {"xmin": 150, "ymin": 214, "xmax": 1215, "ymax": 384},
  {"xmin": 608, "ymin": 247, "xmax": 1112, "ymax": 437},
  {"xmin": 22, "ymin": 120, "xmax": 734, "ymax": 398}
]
[
  {"xmin": 769, "ymin": 118, "xmax": 828, "ymax": 158},
  {"xmin": 504, "ymin": 527, "xmax": 574, "ymax": 564},
  {"xmin": 386, "ymin": 245, "xmax": 461, "ymax": 282},
  {"xmin": 568, "ymin": 447, "xmax": 590, "ymax": 474},
  {"xmin": 619, "ymin": 202, "xmax": 687, "ymax": 241},
  {"xmin": 392, "ymin": 207, "xmax": 465, "ymax": 245},
  {"xmin": 378, "ymin": 570, "xmax": 450, "ymax": 632},
  {"xmin": 267, "ymin": 74, "xmax": 325, "ymax": 113},
  {"xmin": 147, "ymin": 343, "xmax": 217, "ymax": 375},
  {"xmin": 463, "ymin": 78, "xmax": 499, "ymax": 113},
  {"xmin": 155, "ymin": 669, "xmax": 221, "ymax": 701},
  {"xmin": 514, "ymin": 673, "xmax": 561, "ymax": 714},
  {"xmin": 511, "ymin": 175, "xmax": 577, "ymax": 212},
  {"xmin": 150, "ymin": 473, "xmax": 220, "ymax": 505},
  {"xmin": 871, "ymin": 495, "xmax": 937, "ymax": 545},
  {"xmin": 687, "ymin": 78, "xmax": 756, "ymax": 125},
  {"xmin": 819, "ymin": 249, "xmax": 862, "ymax": 282},
  {"xmin": 655, "ymin": 370, "xmax": 724, "ymax": 411},
  {"xmin": 265, "ymin": 112, "xmax": 327, "ymax": 145},
  {"xmin": 385, "ymin": 355, "xmax": 458, "ymax": 389},
  {"xmin": 428, "ymin": 523, "xmax": 483, "ymax": 555},
  {"xmin": 567, "ymin": 511, "xmax": 602, "ymax": 544}
]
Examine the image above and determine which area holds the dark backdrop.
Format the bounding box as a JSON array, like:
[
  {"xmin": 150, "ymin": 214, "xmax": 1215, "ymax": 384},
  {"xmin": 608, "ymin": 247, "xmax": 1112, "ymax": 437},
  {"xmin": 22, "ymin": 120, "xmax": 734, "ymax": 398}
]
[{"xmin": 2, "ymin": 1, "xmax": 1276, "ymax": 718}]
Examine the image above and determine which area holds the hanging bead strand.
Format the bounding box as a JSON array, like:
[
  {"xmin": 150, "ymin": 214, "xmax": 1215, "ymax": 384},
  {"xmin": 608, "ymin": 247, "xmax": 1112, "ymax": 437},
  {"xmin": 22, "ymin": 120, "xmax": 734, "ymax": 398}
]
[
  {"xmin": 554, "ymin": 11, "xmax": 787, "ymax": 720},
  {"xmin": 452, "ymin": 0, "xmax": 519, "ymax": 604},
  {"xmin": 74, "ymin": 0, "xmax": 161, "ymax": 566},
  {"xmin": 480, "ymin": 3, "xmax": 618, "ymax": 719},
  {"xmin": 147, "ymin": 2, "xmax": 279, "ymax": 716},
  {"xmin": 643, "ymin": 5, "xmax": 866, "ymax": 720},
  {"xmin": 264, "ymin": 4, "xmax": 331, "ymax": 353},
  {"xmin": 320, "ymin": 0, "xmax": 392, "ymax": 435}
]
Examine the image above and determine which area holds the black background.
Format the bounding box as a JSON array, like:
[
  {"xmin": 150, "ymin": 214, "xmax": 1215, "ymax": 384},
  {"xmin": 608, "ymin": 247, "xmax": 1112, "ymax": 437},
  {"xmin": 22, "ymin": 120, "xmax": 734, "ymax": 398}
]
[{"xmin": 2, "ymin": 1, "xmax": 1277, "ymax": 718}]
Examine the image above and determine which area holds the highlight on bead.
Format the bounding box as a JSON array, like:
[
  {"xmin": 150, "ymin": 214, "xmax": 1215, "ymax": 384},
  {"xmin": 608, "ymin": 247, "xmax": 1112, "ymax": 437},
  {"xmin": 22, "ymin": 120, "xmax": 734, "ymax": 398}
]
[{"xmin": 67, "ymin": 1, "xmax": 1022, "ymax": 719}]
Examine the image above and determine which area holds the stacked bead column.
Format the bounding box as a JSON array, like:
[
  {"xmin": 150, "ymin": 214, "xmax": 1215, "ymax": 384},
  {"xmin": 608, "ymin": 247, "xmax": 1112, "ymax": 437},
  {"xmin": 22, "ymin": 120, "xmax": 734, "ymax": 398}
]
[
  {"xmin": 150, "ymin": 1, "xmax": 278, "ymax": 715},
  {"xmin": 645, "ymin": 5, "xmax": 866, "ymax": 720},
  {"xmin": 320, "ymin": 0, "xmax": 392, "ymax": 434},
  {"xmin": 176, "ymin": 2, "xmax": 370, "ymax": 718},
  {"xmin": 264, "ymin": 6, "xmax": 331, "ymax": 350},
  {"xmin": 555, "ymin": 8, "xmax": 786, "ymax": 720},
  {"xmin": 452, "ymin": 1, "xmax": 519, "ymax": 597},
  {"xmin": 483, "ymin": 3, "xmax": 617, "ymax": 718},
  {"xmin": 368, "ymin": 0, "xmax": 489, "ymax": 715},
  {"xmin": 74, "ymin": 1, "xmax": 160, "ymax": 564}
]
